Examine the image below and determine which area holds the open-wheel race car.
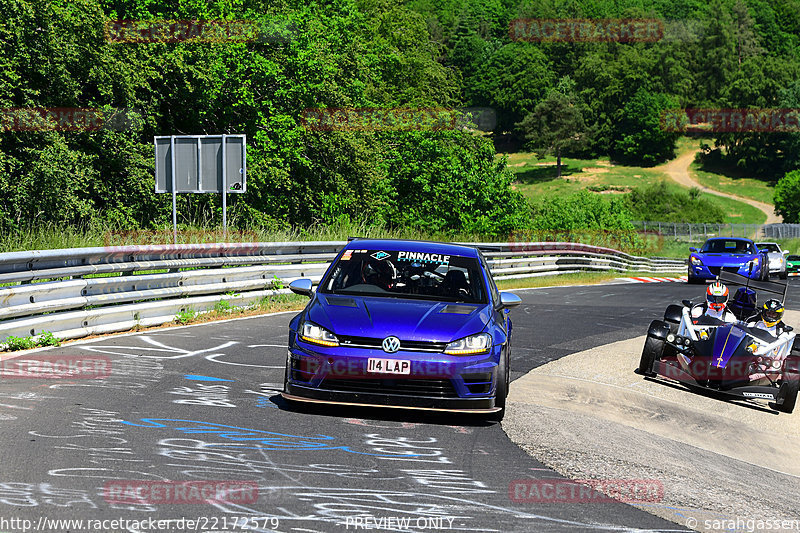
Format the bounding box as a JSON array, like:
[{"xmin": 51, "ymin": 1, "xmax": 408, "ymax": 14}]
[{"xmin": 638, "ymin": 270, "xmax": 799, "ymax": 413}]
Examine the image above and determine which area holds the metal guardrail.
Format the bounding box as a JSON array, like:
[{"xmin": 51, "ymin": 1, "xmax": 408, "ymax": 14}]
[
  {"xmin": 0, "ymin": 241, "xmax": 685, "ymax": 344},
  {"xmin": 632, "ymin": 221, "xmax": 800, "ymax": 241}
]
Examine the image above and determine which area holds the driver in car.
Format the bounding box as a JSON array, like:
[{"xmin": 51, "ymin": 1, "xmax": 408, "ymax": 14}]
[
  {"xmin": 362, "ymin": 258, "xmax": 397, "ymax": 291},
  {"xmin": 746, "ymin": 299, "xmax": 789, "ymax": 337},
  {"xmin": 691, "ymin": 281, "xmax": 737, "ymax": 323}
]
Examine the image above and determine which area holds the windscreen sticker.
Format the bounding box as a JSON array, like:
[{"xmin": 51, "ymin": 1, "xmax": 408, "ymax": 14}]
[
  {"xmin": 371, "ymin": 251, "xmax": 391, "ymax": 260},
  {"xmin": 397, "ymin": 251, "xmax": 451, "ymax": 265},
  {"xmin": 341, "ymin": 250, "xmax": 353, "ymax": 261}
]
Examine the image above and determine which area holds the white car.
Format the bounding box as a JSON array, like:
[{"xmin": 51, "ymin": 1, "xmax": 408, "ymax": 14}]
[{"xmin": 756, "ymin": 242, "xmax": 789, "ymax": 280}]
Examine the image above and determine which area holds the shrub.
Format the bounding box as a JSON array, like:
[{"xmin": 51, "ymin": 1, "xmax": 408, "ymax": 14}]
[
  {"xmin": 4, "ymin": 335, "xmax": 37, "ymax": 351},
  {"xmin": 626, "ymin": 181, "xmax": 725, "ymax": 223},
  {"xmin": 529, "ymin": 190, "xmax": 634, "ymax": 230},
  {"xmin": 214, "ymin": 300, "xmax": 233, "ymax": 313},
  {"xmin": 774, "ymin": 170, "xmax": 800, "ymax": 223},
  {"xmin": 37, "ymin": 331, "xmax": 61, "ymax": 347},
  {"xmin": 175, "ymin": 309, "xmax": 197, "ymax": 325}
]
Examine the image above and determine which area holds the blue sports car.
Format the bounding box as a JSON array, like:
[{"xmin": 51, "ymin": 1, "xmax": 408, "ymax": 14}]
[
  {"xmin": 688, "ymin": 237, "xmax": 769, "ymax": 284},
  {"xmin": 282, "ymin": 239, "xmax": 521, "ymax": 420}
]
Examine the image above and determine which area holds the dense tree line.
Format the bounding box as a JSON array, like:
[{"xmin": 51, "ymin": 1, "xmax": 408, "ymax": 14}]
[{"xmin": 0, "ymin": 0, "xmax": 798, "ymax": 235}]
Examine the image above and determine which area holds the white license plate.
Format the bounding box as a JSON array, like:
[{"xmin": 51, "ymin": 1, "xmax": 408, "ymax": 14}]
[{"xmin": 367, "ymin": 358, "xmax": 411, "ymax": 375}]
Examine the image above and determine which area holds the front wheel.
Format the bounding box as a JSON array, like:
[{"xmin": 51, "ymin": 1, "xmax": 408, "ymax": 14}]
[
  {"xmin": 639, "ymin": 334, "xmax": 664, "ymax": 377},
  {"xmin": 773, "ymin": 374, "xmax": 799, "ymax": 413},
  {"xmin": 780, "ymin": 271, "xmax": 788, "ymax": 280},
  {"xmin": 489, "ymin": 354, "xmax": 509, "ymax": 422}
]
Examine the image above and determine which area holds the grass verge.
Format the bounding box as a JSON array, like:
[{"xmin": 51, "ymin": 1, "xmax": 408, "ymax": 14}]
[
  {"xmin": 495, "ymin": 270, "xmax": 684, "ymax": 290},
  {"xmin": 166, "ymin": 293, "xmax": 309, "ymax": 328},
  {"xmin": 691, "ymin": 163, "xmax": 777, "ymax": 206}
]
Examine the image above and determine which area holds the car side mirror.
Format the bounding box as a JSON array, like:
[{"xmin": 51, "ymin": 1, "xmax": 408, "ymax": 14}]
[
  {"xmin": 682, "ymin": 299, "xmax": 693, "ymax": 308},
  {"xmin": 498, "ymin": 292, "xmax": 521, "ymax": 310},
  {"xmin": 784, "ymin": 325, "xmax": 793, "ymax": 332},
  {"xmin": 289, "ymin": 279, "xmax": 313, "ymax": 297},
  {"xmin": 784, "ymin": 250, "xmax": 790, "ymax": 255},
  {"xmin": 689, "ymin": 247, "xmax": 697, "ymax": 252}
]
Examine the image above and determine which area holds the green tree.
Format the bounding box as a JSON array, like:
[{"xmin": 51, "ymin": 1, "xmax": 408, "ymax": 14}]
[
  {"xmin": 610, "ymin": 89, "xmax": 681, "ymax": 166},
  {"xmin": 470, "ymin": 43, "xmax": 555, "ymax": 133},
  {"xmin": 774, "ymin": 169, "xmax": 800, "ymax": 222},
  {"xmin": 698, "ymin": 0, "xmax": 737, "ymax": 103},
  {"xmin": 376, "ymin": 131, "xmax": 530, "ymax": 236},
  {"xmin": 732, "ymin": 0, "xmax": 763, "ymax": 67},
  {"xmin": 516, "ymin": 77, "xmax": 590, "ymax": 177}
]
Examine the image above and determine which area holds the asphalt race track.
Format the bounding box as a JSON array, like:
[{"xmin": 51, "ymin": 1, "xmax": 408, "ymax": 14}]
[{"xmin": 1, "ymin": 279, "xmax": 795, "ymax": 533}]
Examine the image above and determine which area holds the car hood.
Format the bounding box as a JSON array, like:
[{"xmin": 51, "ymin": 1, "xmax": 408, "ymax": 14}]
[
  {"xmin": 306, "ymin": 294, "xmax": 492, "ymax": 343},
  {"xmin": 696, "ymin": 253, "xmax": 757, "ymax": 267}
]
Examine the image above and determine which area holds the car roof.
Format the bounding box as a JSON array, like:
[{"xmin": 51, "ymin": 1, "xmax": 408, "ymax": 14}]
[
  {"xmin": 755, "ymin": 242, "xmax": 779, "ymax": 246},
  {"xmin": 344, "ymin": 238, "xmax": 480, "ymax": 258},
  {"xmin": 705, "ymin": 237, "xmax": 753, "ymax": 243}
]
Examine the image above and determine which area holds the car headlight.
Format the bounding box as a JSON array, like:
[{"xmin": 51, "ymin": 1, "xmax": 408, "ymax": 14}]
[
  {"xmin": 300, "ymin": 322, "xmax": 339, "ymax": 347},
  {"xmin": 444, "ymin": 333, "xmax": 492, "ymax": 355},
  {"xmin": 690, "ymin": 256, "xmax": 703, "ymax": 266}
]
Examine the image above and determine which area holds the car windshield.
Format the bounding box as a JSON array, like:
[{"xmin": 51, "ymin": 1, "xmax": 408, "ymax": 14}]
[
  {"xmin": 701, "ymin": 240, "xmax": 754, "ymax": 254},
  {"xmin": 320, "ymin": 248, "xmax": 487, "ymax": 304},
  {"xmin": 757, "ymin": 243, "xmax": 780, "ymax": 253}
]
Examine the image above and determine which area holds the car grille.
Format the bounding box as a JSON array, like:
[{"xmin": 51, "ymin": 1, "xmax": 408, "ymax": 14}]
[
  {"xmin": 708, "ymin": 266, "xmax": 740, "ymax": 276},
  {"xmin": 320, "ymin": 378, "xmax": 458, "ymax": 397},
  {"xmin": 337, "ymin": 335, "xmax": 447, "ymax": 352}
]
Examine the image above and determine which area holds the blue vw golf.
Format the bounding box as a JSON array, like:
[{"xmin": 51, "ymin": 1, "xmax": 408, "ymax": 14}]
[{"xmin": 282, "ymin": 239, "xmax": 521, "ymax": 420}]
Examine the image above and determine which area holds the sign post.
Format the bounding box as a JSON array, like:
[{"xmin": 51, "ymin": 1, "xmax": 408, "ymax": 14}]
[{"xmin": 154, "ymin": 134, "xmax": 246, "ymax": 244}]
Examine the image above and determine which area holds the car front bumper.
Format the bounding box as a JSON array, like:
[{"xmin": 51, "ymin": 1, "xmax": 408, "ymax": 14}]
[
  {"xmin": 282, "ymin": 383, "xmax": 499, "ymax": 412},
  {"xmin": 767, "ymin": 259, "xmax": 786, "ymax": 273},
  {"xmin": 283, "ymin": 337, "xmax": 502, "ymax": 412},
  {"xmin": 689, "ymin": 263, "xmax": 761, "ymax": 279}
]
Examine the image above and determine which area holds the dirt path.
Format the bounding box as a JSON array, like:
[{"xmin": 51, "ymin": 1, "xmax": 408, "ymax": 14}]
[{"xmin": 658, "ymin": 149, "xmax": 781, "ymax": 224}]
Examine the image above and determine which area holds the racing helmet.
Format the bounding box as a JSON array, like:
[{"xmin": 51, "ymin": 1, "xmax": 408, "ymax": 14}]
[
  {"xmin": 760, "ymin": 299, "xmax": 784, "ymax": 327},
  {"xmin": 706, "ymin": 281, "xmax": 729, "ymax": 311},
  {"xmin": 361, "ymin": 257, "xmax": 397, "ymax": 290}
]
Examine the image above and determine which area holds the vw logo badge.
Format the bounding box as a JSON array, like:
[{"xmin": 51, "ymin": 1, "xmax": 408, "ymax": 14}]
[{"xmin": 382, "ymin": 336, "xmax": 400, "ymax": 353}]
